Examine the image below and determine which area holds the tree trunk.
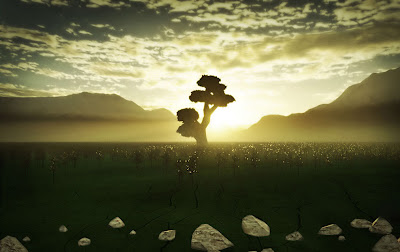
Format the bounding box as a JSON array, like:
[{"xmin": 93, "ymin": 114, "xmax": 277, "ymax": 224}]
[
  {"xmin": 196, "ymin": 103, "xmax": 216, "ymax": 146},
  {"xmin": 195, "ymin": 126, "xmax": 208, "ymax": 146}
]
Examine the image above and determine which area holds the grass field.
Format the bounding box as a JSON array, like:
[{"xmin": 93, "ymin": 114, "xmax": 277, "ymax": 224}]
[{"xmin": 0, "ymin": 142, "xmax": 399, "ymax": 252}]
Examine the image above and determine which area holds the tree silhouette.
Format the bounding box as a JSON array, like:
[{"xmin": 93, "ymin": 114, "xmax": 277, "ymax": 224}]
[{"xmin": 176, "ymin": 75, "xmax": 235, "ymax": 145}]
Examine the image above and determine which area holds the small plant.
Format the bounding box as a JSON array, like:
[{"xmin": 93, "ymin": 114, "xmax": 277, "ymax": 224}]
[{"xmin": 49, "ymin": 156, "xmax": 57, "ymax": 184}]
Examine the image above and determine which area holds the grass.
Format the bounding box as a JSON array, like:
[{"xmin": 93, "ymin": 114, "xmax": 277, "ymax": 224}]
[{"xmin": 0, "ymin": 142, "xmax": 399, "ymax": 251}]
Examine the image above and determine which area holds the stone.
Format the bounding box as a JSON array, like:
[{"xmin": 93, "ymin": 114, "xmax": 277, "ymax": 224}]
[
  {"xmin": 261, "ymin": 249, "xmax": 275, "ymax": 252},
  {"xmin": 369, "ymin": 217, "xmax": 393, "ymax": 235},
  {"xmin": 78, "ymin": 237, "xmax": 91, "ymax": 246},
  {"xmin": 108, "ymin": 217, "xmax": 125, "ymax": 229},
  {"xmin": 338, "ymin": 235, "xmax": 346, "ymax": 241},
  {"xmin": 22, "ymin": 236, "xmax": 31, "ymax": 242},
  {"xmin": 372, "ymin": 234, "xmax": 400, "ymax": 252},
  {"xmin": 318, "ymin": 224, "xmax": 342, "ymax": 236},
  {"xmin": 129, "ymin": 230, "xmax": 136, "ymax": 235},
  {"xmin": 351, "ymin": 218, "xmax": 372, "ymax": 229},
  {"xmin": 0, "ymin": 236, "xmax": 28, "ymax": 252},
  {"xmin": 59, "ymin": 225, "xmax": 68, "ymax": 232},
  {"xmin": 191, "ymin": 224, "xmax": 234, "ymax": 251},
  {"xmin": 158, "ymin": 230, "xmax": 176, "ymax": 241},
  {"xmin": 285, "ymin": 231, "xmax": 303, "ymax": 241},
  {"xmin": 242, "ymin": 215, "xmax": 270, "ymax": 237}
]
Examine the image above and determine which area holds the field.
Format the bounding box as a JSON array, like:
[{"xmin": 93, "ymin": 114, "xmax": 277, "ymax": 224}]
[{"xmin": 0, "ymin": 142, "xmax": 399, "ymax": 252}]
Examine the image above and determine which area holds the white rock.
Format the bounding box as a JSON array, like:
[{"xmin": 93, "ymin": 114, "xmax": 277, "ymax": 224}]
[
  {"xmin": 372, "ymin": 234, "xmax": 400, "ymax": 252},
  {"xmin": 369, "ymin": 217, "xmax": 393, "ymax": 235},
  {"xmin": 108, "ymin": 217, "xmax": 125, "ymax": 229},
  {"xmin": 78, "ymin": 237, "xmax": 91, "ymax": 247},
  {"xmin": 351, "ymin": 218, "xmax": 372, "ymax": 229},
  {"xmin": 261, "ymin": 249, "xmax": 275, "ymax": 252},
  {"xmin": 318, "ymin": 224, "xmax": 342, "ymax": 236},
  {"xmin": 22, "ymin": 236, "xmax": 31, "ymax": 242},
  {"xmin": 158, "ymin": 230, "xmax": 176, "ymax": 241},
  {"xmin": 59, "ymin": 225, "xmax": 68, "ymax": 233},
  {"xmin": 338, "ymin": 235, "xmax": 346, "ymax": 241},
  {"xmin": 0, "ymin": 236, "xmax": 28, "ymax": 252},
  {"xmin": 242, "ymin": 215, "xmax": 270, "ymax": 237},
  {"xmin": 129, "ymin": 230, "xmax": 136, "ymax": 235},
  {"xmin": 191, "ymin": 224, "xmax": 234, "ymax": 251},
  {"xmin": 285, "ymin": 231, "xmax": 303, "ymax": 241}
]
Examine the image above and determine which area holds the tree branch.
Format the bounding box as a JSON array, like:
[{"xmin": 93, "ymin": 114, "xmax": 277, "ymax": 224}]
[{"xmin": 210, "ymin": 105, "xmax": 218, "ymax": 114}]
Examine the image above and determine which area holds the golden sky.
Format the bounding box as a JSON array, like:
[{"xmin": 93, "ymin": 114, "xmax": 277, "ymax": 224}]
[{"xmin": 0, "ymin": 0, "xmax": 400, "ymax": 131}]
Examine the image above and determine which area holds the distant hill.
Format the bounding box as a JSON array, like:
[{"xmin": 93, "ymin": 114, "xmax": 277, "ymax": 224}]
[
  {"xmin": 244, "ymin": 67, "xmax": 400, "ymax": 142},
  {"xmin": 0, "ymin": 92, "xmax": 180, "ymax": 142},
  {"xmin": 0, "ymin": 92, "xmax": 174, "ymax": 121}
]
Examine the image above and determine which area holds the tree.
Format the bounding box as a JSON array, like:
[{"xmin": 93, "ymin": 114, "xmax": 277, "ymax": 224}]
[{"xmin": 176, "ymin": 75, "xmax": 235, "ymax": 145}]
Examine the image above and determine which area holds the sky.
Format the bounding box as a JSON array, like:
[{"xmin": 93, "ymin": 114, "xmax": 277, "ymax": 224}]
[{"xmin": 0, "ymin": 0, "xmax": 399, "ymax": 131}]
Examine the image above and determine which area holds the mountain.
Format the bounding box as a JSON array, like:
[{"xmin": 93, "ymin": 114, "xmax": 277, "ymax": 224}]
[
  {"xmin": 244, "ymin": 67, "xmax": 400, "ymax": 142},
  {"xmin": 0, "ymin": 92, "xmax": 180, "ymax": 142},
  {"xmin": 0, "ymin": 92, "xmax": 174, "ymax": 121}
]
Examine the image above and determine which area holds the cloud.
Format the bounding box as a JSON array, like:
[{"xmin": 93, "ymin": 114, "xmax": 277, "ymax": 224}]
[
  {"xmin": 91, "ymin": 24, "xmax": 116, "ymax": 30},
  {"xmin": 0, "ymin": 83, "xmax": 57, "ymax": 97},
  {"xmin": 332, "ymin": 0, "xmax": 400, "ymax": 26},
  {"xmin": 20, "ymin": 0, "xmax": 129, "ymax": 8}
]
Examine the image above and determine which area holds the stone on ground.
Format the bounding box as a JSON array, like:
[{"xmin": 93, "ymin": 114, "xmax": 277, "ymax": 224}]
[
  {"xmin": 158, "ymin": 230, "xmax": 176, "ymax": 241},
  {"xmin": 351, "ymin": 218, "xmax": 372, "ymax": 229},
  {"xmin": 369, "ymin": 217, "xmax": 393, "ymax": 235},
  {"xmin": 318, "ymin": 224, "xmax": 342, "ymax": 235},
  {"xmin": 78, "ymin": 237, "xmax": 91, "ymax": 247},
  {"xmin": 285, "ymin": 231, "xmax": 303, "ymax": 241},
  {"xmin": 261, "ymin": 249, "xmax": 275, "ymax": 252},
  {"xmin": 108, "ymin": 217, "xmax": 125, "ymax": 229},
  {"xmin": 129, "ymin": 230, "xmax": 136, "ymax": 235},
  {"xmin": 59, "ymin": 225, "xmax": 68, "ymax": 232},
  {"xmin": 372, "ymin": 234, "xmax": 400, "ymax": 252},
  {"xmin": 0, "ymin": 236, "xmax": 28, "ymax": 252},
  {"xmin": 191, "ymin": 224, "xmax": 234, "ymax": 251},
  {"xmin": 338, "ymin": 235, "xmax": 346, "ymax": 241},
  {"xmin": 242, "ymin": 215, "xmax": 270, "ymax": 237},
  {"xmin": 22, "ymin": 236, "xmax": 31, "ymax": 242}
]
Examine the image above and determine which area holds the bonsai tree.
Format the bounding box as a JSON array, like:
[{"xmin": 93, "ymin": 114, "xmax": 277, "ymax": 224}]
[{"xmin": 176, "ymin": 75, "xmax": 235, "ymax": 146}]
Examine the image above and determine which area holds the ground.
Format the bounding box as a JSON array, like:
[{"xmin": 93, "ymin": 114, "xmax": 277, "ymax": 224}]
[{"xmin": 0, "ymin": 143, "xmax": 399, "ymax": 251}]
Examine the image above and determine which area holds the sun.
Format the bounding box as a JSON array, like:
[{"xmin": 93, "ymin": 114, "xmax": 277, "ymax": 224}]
[{"xmin": 207, "ymin": 106, "xmax": 245, "ymax": 131}]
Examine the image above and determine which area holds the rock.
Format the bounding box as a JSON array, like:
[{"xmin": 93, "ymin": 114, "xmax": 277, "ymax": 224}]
[
  {"xmin": 22, "ymin": 236, "xmax": 31, "ymax": 242},
  {"xmin": 285, "ymin": 231, "xmax": 303, "ymax": 241},
  {"xmin": 191, "ymin": 224, "xmax": 234, "ymax": 251},
  {"xmin": 108, "ymin": 217, "xmax": 125, "ymax": 229},
  {"xmin": 338, "ymin": 235, "xmax": 346, "ymax": 241},
  {"xmin": 129, "ymin": 230, "xmax": 136, "ymax": 235},
  {"xmin": 78, "ymin": 237, "xmax": 91, "ymax": 247},
  {"xmin": 261, "ymin": 249, "xmax": 275, "ymax": 252},
  {"xmin": 372, "ymin": 234, "xmax": 400, "ymax": 252},
  {"xmin": 351, "ymin": 218, "xmax": 372, "ymax": 229},
  {"xmin": 158, "ymin": 230, "xmax": 176, "ymax": 241},
  {"xmin": 59, "ymin": 225, "xmax": 68, "ymax": 233},
  {"xmin": 369, "ymin": 217, "xmax": 393, "ymax": 235},
  {"xmin": 318, "ymin": 224, "xmax": 342, "ymax": 236},
  {"xmin": 0, "ymin": 236, "xmax": 28, "ymax": 252},
  {"xmin": 242, "ymin": 215, "xmax": 270, "ymax": 237}
]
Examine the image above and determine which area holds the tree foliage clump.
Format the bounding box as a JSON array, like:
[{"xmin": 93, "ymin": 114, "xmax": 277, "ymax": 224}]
[{"xmin": 176, "ymin": 75, "xmax": 235, "ymax": 145}]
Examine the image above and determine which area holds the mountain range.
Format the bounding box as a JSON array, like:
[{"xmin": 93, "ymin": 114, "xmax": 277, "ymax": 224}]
[
  {"xmin": 0, "ymin": 92, "xmax": 179, "ymax": 142},
  {"xmin": 243, "ymin": 67, "xmax": 400, "ymax": 142},
  {"xmin": 0, "ymin": 92, "xmax": 174, "ymax": 121},
  {"xmin": 0, "ymin": 67, "xmax": 399, "ymax": 142}
]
